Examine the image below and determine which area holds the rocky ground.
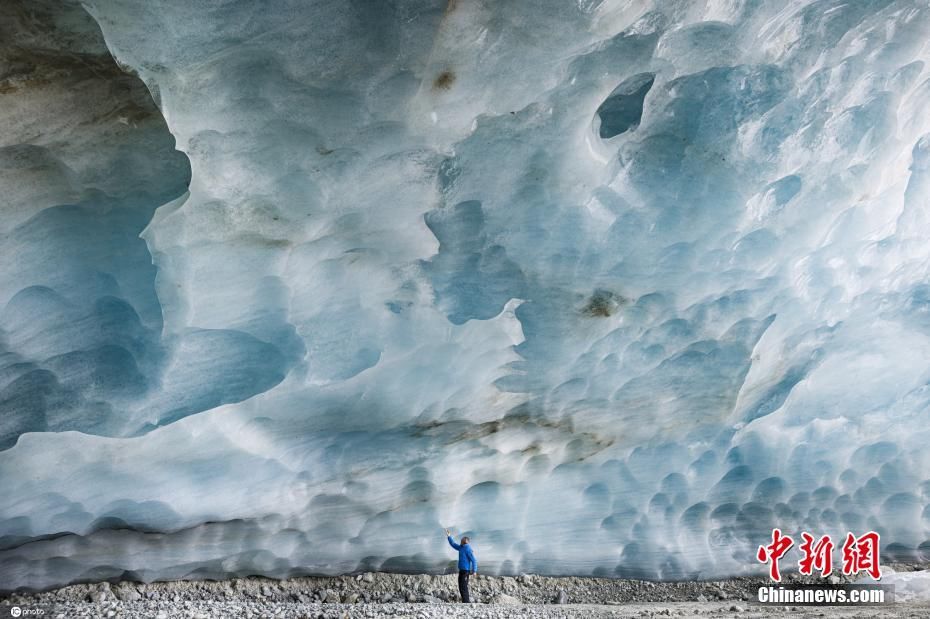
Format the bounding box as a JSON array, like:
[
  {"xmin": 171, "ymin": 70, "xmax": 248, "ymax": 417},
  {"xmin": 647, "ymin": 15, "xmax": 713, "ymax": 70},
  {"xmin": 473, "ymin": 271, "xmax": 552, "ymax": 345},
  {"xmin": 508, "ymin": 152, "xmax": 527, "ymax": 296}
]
[{"xmin": 3, "ymin": 567, "xmax": 928, "ymax": 618}]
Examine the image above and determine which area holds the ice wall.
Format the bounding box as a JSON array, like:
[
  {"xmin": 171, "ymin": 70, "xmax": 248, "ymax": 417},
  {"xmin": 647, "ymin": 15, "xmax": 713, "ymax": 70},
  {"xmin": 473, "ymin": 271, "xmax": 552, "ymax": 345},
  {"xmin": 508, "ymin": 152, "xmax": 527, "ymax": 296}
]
[{"xmin": 2, "ymin": 0, "xmax": 930, "ymax": 591}]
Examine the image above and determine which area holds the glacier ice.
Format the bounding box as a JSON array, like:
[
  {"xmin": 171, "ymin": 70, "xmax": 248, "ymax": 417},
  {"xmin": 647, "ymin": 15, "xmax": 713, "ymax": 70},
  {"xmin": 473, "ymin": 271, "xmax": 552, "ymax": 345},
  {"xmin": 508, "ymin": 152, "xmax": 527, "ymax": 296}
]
[
  {"xmin": 2, "ymin": 0, "xmax": 930, "ymax": 591},
  {"xmin": 863, "ymin": 568, "xmax": 930, "ymax": 602}
]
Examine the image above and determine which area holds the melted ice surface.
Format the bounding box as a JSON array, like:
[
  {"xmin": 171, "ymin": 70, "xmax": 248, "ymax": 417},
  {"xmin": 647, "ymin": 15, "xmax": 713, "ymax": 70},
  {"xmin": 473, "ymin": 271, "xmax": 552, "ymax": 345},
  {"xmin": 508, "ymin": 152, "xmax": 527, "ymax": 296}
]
[{"xmin": 2, "ymin": 0, "xmax": 930, "ymax": 589}]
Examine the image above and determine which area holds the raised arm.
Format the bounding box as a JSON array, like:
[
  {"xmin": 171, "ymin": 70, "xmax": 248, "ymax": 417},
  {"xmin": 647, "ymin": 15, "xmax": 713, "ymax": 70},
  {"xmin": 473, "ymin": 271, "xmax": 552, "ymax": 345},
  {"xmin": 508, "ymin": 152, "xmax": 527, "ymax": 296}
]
[{"xmin": 447, "ymin": 535, "xmax": 461, "ymax": 551}]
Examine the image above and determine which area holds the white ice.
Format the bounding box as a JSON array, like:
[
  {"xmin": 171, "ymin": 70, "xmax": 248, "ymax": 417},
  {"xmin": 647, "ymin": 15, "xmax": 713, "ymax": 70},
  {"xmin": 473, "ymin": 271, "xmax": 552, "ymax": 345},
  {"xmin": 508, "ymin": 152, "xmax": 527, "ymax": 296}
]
[{"xmin": 2, "ymin": 0, "xmax": 930, "ymax": 591}]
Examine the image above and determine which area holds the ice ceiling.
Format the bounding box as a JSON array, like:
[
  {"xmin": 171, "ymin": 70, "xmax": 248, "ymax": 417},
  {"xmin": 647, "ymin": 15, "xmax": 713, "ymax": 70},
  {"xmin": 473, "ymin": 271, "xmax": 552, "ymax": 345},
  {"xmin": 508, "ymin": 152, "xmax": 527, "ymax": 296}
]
[{"xmin": 2, "ymin": 0, "xmax": 930, "ymax": 591}]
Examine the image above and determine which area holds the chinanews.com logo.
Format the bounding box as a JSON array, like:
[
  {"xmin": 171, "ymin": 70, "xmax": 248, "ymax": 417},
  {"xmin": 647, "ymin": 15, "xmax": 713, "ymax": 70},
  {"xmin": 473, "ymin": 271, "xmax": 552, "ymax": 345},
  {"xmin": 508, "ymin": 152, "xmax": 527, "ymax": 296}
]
[
  {"xmin": 754, "ymin": 529, "xmax": 893, "ymax": 606},
  {"xmin": 756, "ymin": 528, "xmax": 881, "ymax": 581}
]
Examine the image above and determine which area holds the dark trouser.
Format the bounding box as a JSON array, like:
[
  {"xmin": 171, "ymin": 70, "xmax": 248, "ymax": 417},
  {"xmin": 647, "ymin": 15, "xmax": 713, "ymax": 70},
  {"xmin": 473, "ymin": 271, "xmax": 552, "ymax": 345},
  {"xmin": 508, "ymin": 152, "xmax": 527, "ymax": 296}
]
[{"xmin": 458, "ymin": 569, "xmax": 471, "ymax": 602}]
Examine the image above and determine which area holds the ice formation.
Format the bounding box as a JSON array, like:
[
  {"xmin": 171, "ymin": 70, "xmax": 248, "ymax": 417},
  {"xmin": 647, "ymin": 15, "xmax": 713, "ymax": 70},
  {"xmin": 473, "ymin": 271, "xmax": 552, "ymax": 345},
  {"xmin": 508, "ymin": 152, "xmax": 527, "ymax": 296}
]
[
  {"xmin": 2, "ymin": 0, "xmax": 930, "ymax": 591},
  {"xmin": 862, "ymin": 568, "xmax": 930, "ymax": 602}
]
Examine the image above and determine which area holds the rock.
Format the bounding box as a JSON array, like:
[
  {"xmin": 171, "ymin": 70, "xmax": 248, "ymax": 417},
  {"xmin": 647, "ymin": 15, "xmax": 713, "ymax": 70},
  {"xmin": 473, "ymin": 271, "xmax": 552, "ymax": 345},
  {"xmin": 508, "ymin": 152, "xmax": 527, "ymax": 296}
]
[
  {"xmin": 114, "ymin": 584, "xmax": 141, "ymax": 602},
  {"xmin": 554, "ymin": 589, "xmax": 568, "ymax": 604},
  {"xmin": 406, "ymin": 592, "xmax": 418, "ymax": 602},
  {"xmin": 729, "ymin": 605, "xmax": 744, "ymax": 612},
  {"xmin": 344, "ymin": 592, "xmax": 359, "ymax": 604},
  {"xmin": 380, "ymin": 592, "xmax": 393, "ymax": 603},
  {"xmin": 88, "ymin": 582, "xmax": 113, "ymax": 604},
  {"xmin": 492, "ymin": 593, "xmax": 521, "ymax": 604},
  {"xmin": 323, "ymin": 590, "xmax": 340, "ymax": 603},
  {"xmin": 696, "ymin": 594, "xmax": 707, "ymax": 602},
  {"xmin": 261, "ymin": 584, "xmax": 272, "ymax": 597},
  {"xmin": 422, "ymin": 594, "xmax": 442, "ymax": 604},
  {"xmin": 362, "ymin": 573, "xmax": 374, "ymax": 583},
  {"xmin": 155, "ymin": 613, "xmax": 168, "ymax": 619}
]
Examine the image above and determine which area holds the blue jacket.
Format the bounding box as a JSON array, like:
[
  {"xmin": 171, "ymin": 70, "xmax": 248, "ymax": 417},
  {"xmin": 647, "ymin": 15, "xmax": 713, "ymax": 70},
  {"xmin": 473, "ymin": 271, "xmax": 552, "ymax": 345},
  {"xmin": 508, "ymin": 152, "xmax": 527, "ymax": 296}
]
[{"xmin": 447, "ymin": 536, "xmax": 477, "ymax": 572}]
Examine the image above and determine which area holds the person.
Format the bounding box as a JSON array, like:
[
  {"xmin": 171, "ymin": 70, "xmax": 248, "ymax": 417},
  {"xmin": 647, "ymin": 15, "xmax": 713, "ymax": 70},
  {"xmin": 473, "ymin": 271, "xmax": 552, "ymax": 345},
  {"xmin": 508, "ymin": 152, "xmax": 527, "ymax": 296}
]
[{"xmin": 444, "ymin": 528, "xmax": 477, "ymax": 602}]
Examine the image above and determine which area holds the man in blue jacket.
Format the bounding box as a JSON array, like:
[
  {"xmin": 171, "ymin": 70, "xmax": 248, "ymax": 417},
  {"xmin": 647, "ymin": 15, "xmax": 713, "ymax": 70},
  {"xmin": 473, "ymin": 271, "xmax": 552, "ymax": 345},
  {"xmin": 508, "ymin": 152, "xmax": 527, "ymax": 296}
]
[{"xmin": 444, "ymin": 528, "xmax": 477, "ymax": 602}]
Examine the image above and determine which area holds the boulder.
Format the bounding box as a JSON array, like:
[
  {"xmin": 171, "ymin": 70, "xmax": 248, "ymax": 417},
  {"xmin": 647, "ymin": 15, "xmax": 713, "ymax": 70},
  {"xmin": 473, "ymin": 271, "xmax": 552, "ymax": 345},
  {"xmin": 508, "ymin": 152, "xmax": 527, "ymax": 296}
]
[{"xmin": 492, "ymin": 593, "xmax": 521, "ymax": 605}]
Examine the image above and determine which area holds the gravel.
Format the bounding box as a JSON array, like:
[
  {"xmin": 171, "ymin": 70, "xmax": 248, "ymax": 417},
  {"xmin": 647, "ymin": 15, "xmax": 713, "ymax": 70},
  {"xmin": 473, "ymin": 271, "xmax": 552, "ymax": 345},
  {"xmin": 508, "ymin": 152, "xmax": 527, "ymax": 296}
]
[{"xmin": 3, "ymin": 566, "xmax": 928, "ymax": 618}]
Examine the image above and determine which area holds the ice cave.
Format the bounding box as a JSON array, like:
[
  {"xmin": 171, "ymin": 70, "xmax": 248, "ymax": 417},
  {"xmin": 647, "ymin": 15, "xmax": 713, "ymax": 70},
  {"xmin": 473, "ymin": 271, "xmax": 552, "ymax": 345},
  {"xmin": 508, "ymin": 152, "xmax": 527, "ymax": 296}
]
[{"xmin": 2, "ymin": 0, "xmax": 930, "ymax": 592}]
